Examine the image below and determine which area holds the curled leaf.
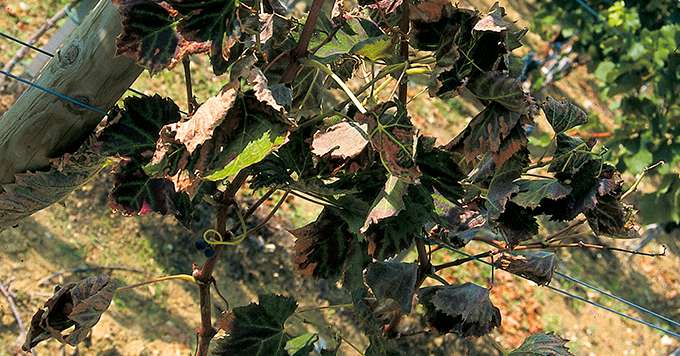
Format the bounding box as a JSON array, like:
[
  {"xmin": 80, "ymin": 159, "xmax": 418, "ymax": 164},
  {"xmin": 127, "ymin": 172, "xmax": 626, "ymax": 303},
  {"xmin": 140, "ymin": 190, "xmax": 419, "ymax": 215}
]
[
  {"xmin": 23, "ymin": 275, "xmax": 117, "ymax": 350},
  {"xmin": 361, "ymin": 175, "xmax": 409, "ymax": 233},
  {"xmin": 468, "ymin": 71, "xmax": 529, "ymax": 113},
  {"xmin": 419, "ymin": 283, "xmax": 501, "ymax": 337},
  {"xmin": 496, "ymin": 251, "xmax": 557, "ymax": 285}
]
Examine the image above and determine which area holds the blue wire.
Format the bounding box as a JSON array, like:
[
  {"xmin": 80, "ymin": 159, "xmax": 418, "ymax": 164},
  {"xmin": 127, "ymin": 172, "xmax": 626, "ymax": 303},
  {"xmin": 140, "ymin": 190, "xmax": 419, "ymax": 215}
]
[{"xmin": 0, "ymin": 69, "xmax": 107, "ymax": 115}]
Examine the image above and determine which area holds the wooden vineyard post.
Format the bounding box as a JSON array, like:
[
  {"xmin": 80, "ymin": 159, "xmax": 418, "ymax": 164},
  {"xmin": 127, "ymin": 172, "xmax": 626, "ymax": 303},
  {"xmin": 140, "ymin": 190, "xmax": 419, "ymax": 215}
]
[{"xmin": 0, "ymin": 0, "xmax": 142, "ymax": 185}]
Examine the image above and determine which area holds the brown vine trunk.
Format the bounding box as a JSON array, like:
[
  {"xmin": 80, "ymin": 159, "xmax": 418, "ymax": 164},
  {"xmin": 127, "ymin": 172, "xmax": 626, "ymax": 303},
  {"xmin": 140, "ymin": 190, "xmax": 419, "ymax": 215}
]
[{"xmin": 0, "ymin": 0, "xmax": 142, "ymax": 186}]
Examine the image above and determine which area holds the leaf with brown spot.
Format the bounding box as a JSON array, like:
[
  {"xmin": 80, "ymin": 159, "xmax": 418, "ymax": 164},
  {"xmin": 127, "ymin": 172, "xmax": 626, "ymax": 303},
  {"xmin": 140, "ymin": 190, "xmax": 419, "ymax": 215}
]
[
  {"xmin": 311, "ymin": 122, "xmax": 369, "ymax": 160},
  {"xmin": 23, "ymin": 275, "xmax": 117, "ymax": 351}
]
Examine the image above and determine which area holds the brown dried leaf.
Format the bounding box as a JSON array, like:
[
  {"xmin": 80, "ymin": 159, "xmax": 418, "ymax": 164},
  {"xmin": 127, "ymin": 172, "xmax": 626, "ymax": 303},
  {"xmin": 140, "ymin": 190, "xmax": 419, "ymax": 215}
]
[
  {"xmin": 473, "ymin": 2, "xmax": 510, "ymax": 33},
  {"xmin": 248, "ymin": 68, "xmax": 287, "ymax": 114},
  {"xmin": 311, "ymin": 122, "xmax": 369, "ymax": 159},
  {"xmin": 23, "ymin": 275, "xmax": 116, "ymax": 351},
  {"xmin": 496, "ymin": 251, "xmax": 557, "ymax": 285},
  {"xmin": 175, "ymin": 86, "xmax": 239, "ymax": 154}
]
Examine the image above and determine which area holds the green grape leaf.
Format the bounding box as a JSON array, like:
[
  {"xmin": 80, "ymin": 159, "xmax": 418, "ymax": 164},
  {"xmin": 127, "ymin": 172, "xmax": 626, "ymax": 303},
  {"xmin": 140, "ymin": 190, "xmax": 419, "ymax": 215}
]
[
  {"xmin": 512, "ymin": 178, "xmax": 572, "ymax": 209},
  {"xmin": 0, "ymin": 146, "xmax": 106, "ymax": 231},
  {"xmin": 541, "ymin": 97, "xmax": 588, "ymax": 133},
  {"xmin": 468, "ymin": 71, "xmax": 529, "ymax": 113},
  {"xmin": 285, "ymin": 333, "xmax": 318, "ymax": 356},
  {"xmin": 361, "ymin": 175, "xmax": 409, "ymax": 233},
  {"xmin": 291, "ymin": 208, "xmax": 353, "ymax": 280},
  {"xmin": 548, "ymin": 134, "xmax": 595, "ymax": 176},
  {"xmin": 350, "ymin": 35, "xmax": 395, "ymax": 61},
  {"xmin": 365, "ymin": 261, "xmax": 418, "ymax": 314},
  {"xmin": 311, "ymin": 122, "xmax": 369, "ymax": 160},
  {"xmin": 23, "ymin": 275, "xmax": 117, "ymax": 350},
  {"xmin": 213, "ymin": 294, "xmax": 297, "ymax": 356},
  {"xmin": 204, "ymin": 119, "xmax": 289, "ymax": 181},
  {"xmin": 496, "ymin": 251, "xmax": 557, "ymax": 285},
  {"xmin": 419, "ymin": 283, "xmax": 501, "ymax": 337},
  {"xmin": 100, "ymin": 95, "xmax": 181, "ymax": 159},
  {"xmin": 114, "ymin": 0, "xmax": 181, "ymax": 73},
  {"xmin": 509, "ymin": 332, "xmax": 573, "ymax": 356}
]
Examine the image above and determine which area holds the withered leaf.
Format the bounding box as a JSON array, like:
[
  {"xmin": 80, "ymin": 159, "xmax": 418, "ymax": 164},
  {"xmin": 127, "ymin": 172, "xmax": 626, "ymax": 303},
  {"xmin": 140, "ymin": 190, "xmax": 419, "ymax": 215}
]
[
  {"xmin": 212, "ymin": 294, "xmax": 297, "ymax": 356},
  {"xmin": 585, "ymin": 195, "xmax": 640, "ymax": 239},
  {"xmin": 365, "ymin": 261, "xmax": 418, "ymax": 314},
  {"xmin": 416, "ymin": 139, "xmax": 465, "ymax": 202},
  {"xmin": 542, "ymin": 96, "xmax": 588, "ymax": 134},
  {"xmin": 496, "ymin": 251, "xmax": 557, "ymax": 285},
  {"xmin": 248, "ymin": 68, "xmax": 287, "ymax": 114},
  {"xmin": 473, "ymin": 2, "xmax": 510, "ymax": 33},
  {"xmin": 175, "ymin": 86, "xmax": 239, "ymax": 154},
  {"xmin": 0, "ymin": 146, "xmax": 105, "ymax": 231},
  {"xmin": 311, "ymin": 122, "xmax": 369, "ymax": 160},
  {"xmin": 109, "ymin": 160, "xmax": 191, "ymax": 225},
  {"xmin": 167, "ymin": 0, "xmax": 239, "ymax": 75},
  {"xmin": 365, "ymin": 184, "xmax": 434, "ymax": 259},
  {"xmin": 509, "ymin": 332, "xmax": 573, "ymax": 356},
  {"xmin": 512, "ymin": 178, "xmax": 572, "ymax": 209},
  {"xmin": 419, "ymin": 283, "xmax": 501, "ymax": 337},
  {"xmin": 290, "ymin": 208, "xmax": 353, "ymax": 280},
  {"xmin": 23, "ymin": 275, "xmax": 116, "ymax": 350}
]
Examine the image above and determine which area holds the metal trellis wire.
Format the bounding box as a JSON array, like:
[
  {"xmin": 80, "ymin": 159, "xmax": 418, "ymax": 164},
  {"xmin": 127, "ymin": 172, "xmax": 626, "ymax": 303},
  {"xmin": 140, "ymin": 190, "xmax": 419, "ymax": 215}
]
[{"xmin": 422, "ymin": 237, "xmax": 680, "ymax": 339}]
